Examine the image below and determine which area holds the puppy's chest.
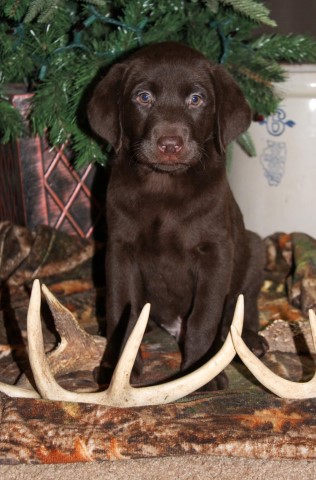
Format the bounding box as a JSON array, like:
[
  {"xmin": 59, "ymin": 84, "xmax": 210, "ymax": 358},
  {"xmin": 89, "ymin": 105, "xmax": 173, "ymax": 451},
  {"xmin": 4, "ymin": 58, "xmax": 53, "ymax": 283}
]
[
  {"xmin": 113, "ymin": 190, "xmax": 219, "ymax": 262},
  {"xmin": 135, "ymin": 220, "xmax": 204, "ymax": 268},
  {"xmin": 139, "ymin": 213, "xmax": 183, "ymax": 251}
]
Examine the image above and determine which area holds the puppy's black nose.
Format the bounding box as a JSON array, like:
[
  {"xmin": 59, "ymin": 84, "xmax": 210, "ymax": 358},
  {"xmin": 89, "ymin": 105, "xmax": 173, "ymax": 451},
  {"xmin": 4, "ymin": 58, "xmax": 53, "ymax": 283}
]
[{"xmin": 157, "ymin": 136, "xmax": 183, "ymax": 155}]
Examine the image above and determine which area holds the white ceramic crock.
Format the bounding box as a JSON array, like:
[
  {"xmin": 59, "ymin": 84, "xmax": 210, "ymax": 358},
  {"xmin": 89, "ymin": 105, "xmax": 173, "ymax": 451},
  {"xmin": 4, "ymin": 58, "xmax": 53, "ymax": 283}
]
[{"xmin": 228, "ymin": 65, "xmax": 316, "ymax": 237}]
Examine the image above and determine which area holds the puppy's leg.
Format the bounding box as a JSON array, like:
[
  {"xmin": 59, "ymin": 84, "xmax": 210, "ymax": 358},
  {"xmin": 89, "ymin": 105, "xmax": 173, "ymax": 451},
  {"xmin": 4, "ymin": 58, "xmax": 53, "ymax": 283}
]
[
  {"xmin": 102, "ymin": 243, "xmax": 144, "ymax": 384},
  {"xmin": 180, "ymin": 247, "xmax": 233, "ymax": 391},
  {"xmin": 222, "ymin": 231, "xmax": 268, "ymax": 358},
  {"xmin": 241, "ymin": 231, "xmax": 269, "ymax": 357}
]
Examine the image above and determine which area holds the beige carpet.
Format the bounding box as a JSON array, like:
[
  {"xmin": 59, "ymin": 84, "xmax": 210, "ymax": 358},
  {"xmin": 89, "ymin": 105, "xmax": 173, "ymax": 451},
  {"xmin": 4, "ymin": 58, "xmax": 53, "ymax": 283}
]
[{"xmin": 1, "ymin": 456, "xmax": 316, "ymax": 480}]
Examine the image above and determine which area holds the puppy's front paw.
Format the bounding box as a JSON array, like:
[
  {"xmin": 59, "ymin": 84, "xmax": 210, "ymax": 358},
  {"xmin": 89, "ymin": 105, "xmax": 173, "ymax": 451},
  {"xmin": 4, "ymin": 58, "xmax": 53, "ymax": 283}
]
[
  {"xmin": 198, "ymin": 371, "xmax": 229, "ymax": 392},
  {"xmin": 242, "ymin": 329, "xmax": 269, "ymax": 358}
]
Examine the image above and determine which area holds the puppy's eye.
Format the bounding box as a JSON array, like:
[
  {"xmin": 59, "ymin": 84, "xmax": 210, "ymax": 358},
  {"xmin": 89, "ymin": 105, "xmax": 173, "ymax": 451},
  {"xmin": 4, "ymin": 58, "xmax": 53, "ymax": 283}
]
[
  {"xmin": 136, "ymin": 91, "xmax": 153, "ymax": 105},
  {"xmin": 188, "ymin": 93, "xmax": 204, "ymax": 107}
]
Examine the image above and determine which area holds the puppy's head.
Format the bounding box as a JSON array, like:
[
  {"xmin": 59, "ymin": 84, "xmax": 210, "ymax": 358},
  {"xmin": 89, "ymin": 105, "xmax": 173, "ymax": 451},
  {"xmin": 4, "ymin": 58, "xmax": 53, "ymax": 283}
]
[{"xmin": 88, "ymin": 42, "xmax": 251, "ymax": 173}]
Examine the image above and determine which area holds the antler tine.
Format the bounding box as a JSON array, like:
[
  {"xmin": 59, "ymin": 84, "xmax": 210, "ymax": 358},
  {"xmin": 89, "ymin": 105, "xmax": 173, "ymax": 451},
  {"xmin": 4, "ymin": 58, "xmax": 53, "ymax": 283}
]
[
  {"xmin": 41, "ymin": 284, "xmax": 106, "ymax": 377},
  {"xmin": 106, "ymin": 304, "xmax": 151, "ymax": 401},
  {"xmin": 27, "ymin": 279, "xmax": 84, "ymax": 402},
  {"xmin": 0, "ymin": 382, "xmax": 40, "ymax": 399},
  {"xmin": 0, "ymin": 280, "xmax": 41, "ymax": 399},
  {"xmin": 0, "ymin": 281, "xmax": 106, "ymax": 402},
  {"xmin": 118, "ymin": 294, "xmax": 245, "ymax": 406},
  {"xmin": 230, "ymin": 309, "xmax": 316, "ymax": 400}
]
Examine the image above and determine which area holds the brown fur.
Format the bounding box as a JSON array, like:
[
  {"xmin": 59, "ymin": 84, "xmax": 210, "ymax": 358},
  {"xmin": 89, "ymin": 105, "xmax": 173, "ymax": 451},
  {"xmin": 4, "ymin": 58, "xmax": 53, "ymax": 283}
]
[{"xmin": 88, "ymin": 42, "xmax": 268, "ymax": 389}]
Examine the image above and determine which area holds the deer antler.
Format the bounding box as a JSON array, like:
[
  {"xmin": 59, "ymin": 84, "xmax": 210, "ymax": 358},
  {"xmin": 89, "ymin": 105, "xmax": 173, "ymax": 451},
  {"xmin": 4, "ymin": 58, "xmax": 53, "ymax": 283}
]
[
  {"xmin": 0, "ymin": 381, "xmax": 41, "ymax": 399},
  {"xmin": 0, "ymin": 280, "xmax": 244, "ymax": 407},
  {"xmin": 230, "ymin": 309, "xmax": 316, "ymax": 399}
]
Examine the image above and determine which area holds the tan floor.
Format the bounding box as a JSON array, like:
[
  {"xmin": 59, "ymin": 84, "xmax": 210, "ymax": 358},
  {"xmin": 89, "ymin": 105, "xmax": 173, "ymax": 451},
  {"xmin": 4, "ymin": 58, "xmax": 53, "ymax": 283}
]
[{"xmin": 1, "ymin": 456, "xmax": 316, "ymax": 480}]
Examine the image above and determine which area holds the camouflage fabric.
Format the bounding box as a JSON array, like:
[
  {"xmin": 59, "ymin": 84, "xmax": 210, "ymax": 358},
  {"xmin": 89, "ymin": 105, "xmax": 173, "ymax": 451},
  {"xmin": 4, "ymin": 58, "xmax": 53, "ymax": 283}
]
[{"xmin": 0, "ymin": 222, "xmax": 316, "ymax": 464}]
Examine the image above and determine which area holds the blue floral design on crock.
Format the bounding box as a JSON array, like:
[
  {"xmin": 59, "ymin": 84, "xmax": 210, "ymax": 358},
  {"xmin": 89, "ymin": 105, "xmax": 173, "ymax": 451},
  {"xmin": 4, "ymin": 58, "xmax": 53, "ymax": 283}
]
[
  {"xmin": 260, "ymin": 107, "xmax": 296, "ymax": 136},
  {"xmin": 260, "ymin": 140, "xmax": 286, "ymax": 186}
]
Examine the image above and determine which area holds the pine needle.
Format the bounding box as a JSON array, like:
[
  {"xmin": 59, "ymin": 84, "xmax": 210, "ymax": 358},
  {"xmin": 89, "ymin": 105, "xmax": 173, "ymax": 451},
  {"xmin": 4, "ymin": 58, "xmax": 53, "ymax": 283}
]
[
  {"xmin": 221, "ymin": 0, "xmax": 277, "ymax": 26},
  {"xmin": 0, "ymin": 100, "xmax": 25, "ymax": 142}
]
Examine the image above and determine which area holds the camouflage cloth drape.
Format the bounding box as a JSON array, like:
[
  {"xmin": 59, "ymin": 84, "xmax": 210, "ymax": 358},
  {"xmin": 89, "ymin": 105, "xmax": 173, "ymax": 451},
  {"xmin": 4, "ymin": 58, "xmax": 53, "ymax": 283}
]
[{"xmin": 0, "ymin": 222, "xmax": 316, "ymax": 464}]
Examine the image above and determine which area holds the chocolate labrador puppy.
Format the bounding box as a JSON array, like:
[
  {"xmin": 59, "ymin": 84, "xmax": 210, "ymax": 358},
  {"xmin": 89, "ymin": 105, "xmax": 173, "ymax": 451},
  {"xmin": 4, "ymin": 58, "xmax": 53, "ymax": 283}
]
[{"xmin": 88, "ymin": 42, "xmax": 268, "ymax": 389}]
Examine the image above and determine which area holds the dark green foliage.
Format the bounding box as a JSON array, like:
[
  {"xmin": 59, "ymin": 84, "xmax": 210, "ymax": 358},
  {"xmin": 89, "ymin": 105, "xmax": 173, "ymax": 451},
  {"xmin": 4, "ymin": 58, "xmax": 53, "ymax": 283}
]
[
  {"xmin": 221, "ymin": 0, "xmax": 276, "ymax": 26},
  {"xmin": 1, "ymin": 0, "xmax": 316, "ymax": 165},
  {"xmin": 0, "ymin": 93, "xmax": 25, "ymax": 142}
]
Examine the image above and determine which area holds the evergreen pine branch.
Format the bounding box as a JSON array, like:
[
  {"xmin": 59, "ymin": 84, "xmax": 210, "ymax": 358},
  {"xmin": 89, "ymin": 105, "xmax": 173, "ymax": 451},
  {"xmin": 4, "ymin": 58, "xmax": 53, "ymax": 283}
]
[
  {"xmin": 205, "ymin": 0, "xmax": 219, "ymax": 14},
  {"xmin": 0, "ymin": 0, "xmax": 29, "ymax": 20},
  {"xmin": 0, "ymin": 99, "xmax": 25, "ymax": 142},
  {"xmin": 229, "ymin": 54, "xmax": 283, "ymax": 115},
  {"xmin": 220, "ymin": 0, "xmax": 276, "ymax": 27},
  {"xmin": 83, "ymin": 0, "xmax": 106, "ymax": 7},
  {"xmin": 227, "ymin": 45, "xmax": 286, "ymax": 83},
  {"xmin": 185, "ymin": 2, "xmax": 222, "ymax": 60},
  {"xmin": 72, "ymin": 128, "xmax": 109, "ymax": 167},
  {"xmin": 251, "ymin": 34, "xmax": 316, "ymax": 63},
  {"xmin": 0, "ymin": 29, "xmax": 36, "ymax": 84},
  {"xmin": 23, "ymin": 0, "xmax": 107, "ymax": 22},
  {"xmin": 34, "ymin": 1, "xmax": 64, "ymax": 23},
  {"xmin": 23, "ymin": 0, "xmax": 54, "ymax": 22},
  {"xmin": 235, "ymin": 73, "xmax": 282, "ymax": 115}
]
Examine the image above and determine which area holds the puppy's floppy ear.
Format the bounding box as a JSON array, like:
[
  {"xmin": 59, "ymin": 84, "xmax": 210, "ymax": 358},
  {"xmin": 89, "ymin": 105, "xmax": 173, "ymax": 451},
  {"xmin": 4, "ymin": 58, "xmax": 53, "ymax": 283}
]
[
  {"xmin": 87, "ymin": 63, "xmax": 127, "ymax": 151},
  {"xmin": 210, "ymin": 65, "xmax": 252, "ymax": 155}
]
